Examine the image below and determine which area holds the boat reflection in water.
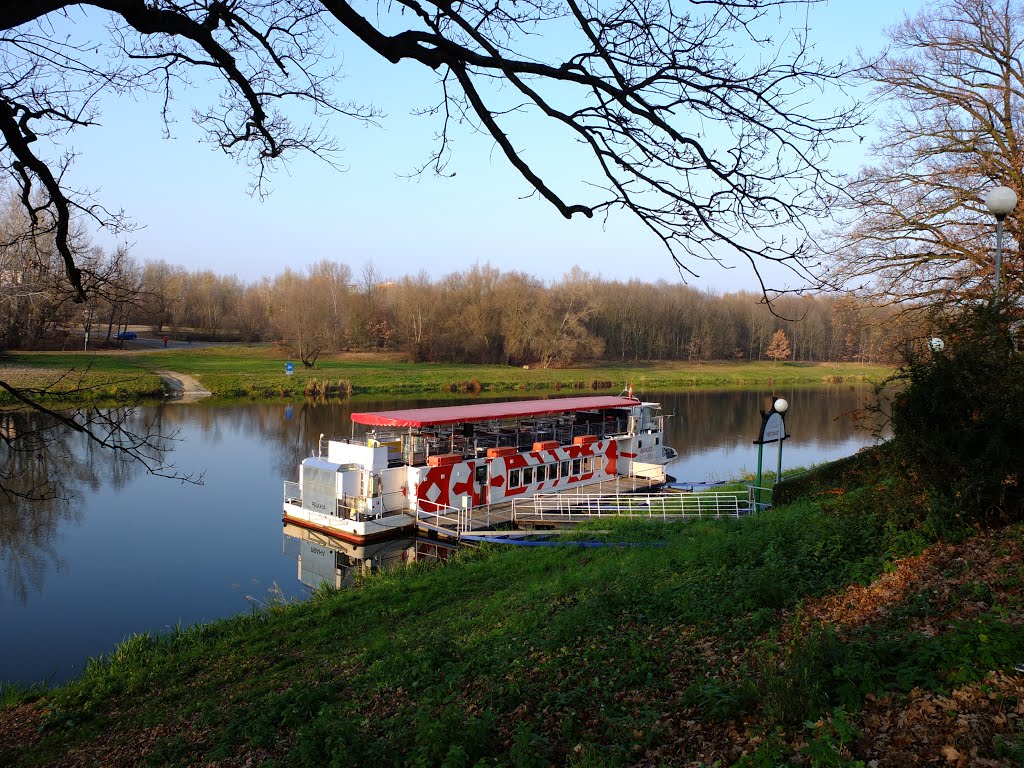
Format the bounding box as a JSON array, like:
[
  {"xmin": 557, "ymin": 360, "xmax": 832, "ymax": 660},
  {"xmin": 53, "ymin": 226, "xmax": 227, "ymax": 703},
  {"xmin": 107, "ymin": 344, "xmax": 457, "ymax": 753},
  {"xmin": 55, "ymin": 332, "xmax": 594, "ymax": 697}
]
[{"xmin": 281, "ymin": 523, "xmax": 459, "ymax": 591}]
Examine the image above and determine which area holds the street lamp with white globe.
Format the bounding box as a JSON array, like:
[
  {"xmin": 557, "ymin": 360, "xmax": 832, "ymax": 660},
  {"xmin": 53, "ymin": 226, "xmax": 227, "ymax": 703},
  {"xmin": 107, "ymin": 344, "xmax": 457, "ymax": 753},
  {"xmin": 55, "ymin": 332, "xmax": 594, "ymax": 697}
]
[
  {"xmin": 753, "ymin": 396, "xmax": 791, "ymax": 509},
  {"xmin": 984, "ymin": 185, "xmax": 1017, "ymax": 299},
  {"xmin": 773, "ymin": 398, "xmax": 789, "ymax": 484}
]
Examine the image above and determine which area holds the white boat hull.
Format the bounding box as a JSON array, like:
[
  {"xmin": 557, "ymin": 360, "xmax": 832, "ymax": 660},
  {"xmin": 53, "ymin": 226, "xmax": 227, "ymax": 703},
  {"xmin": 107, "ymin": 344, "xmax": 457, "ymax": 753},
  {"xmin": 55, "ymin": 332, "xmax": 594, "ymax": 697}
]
[{"xmin": 282, "ymin": 502, "xmax": 415, "ymax": 544}]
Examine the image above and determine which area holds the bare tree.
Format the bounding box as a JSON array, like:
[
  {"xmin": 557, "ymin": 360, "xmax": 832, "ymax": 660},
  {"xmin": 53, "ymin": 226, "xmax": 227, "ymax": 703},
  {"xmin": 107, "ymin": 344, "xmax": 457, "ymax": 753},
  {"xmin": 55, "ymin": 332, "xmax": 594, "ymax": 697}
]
[
  {"xmin": 541, "ymin": 267, "xmax": 605, "ymax": 366},
  {"xmin": 269, "ymin": 265, "xmax": 348, "ymax": 366},
  {"xmin": 823, "ymin": 0, "xmax": 1024, "ymax": 307},
  {"xmin": 1, "ymin": 1, "xmax": 860, "ymax": 304}
]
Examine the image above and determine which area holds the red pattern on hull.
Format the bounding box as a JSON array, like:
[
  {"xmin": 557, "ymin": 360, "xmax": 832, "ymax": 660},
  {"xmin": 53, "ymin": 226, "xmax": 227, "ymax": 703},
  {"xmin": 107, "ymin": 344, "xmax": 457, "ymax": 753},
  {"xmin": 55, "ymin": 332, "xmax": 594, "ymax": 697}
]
[{"xmin": 413, "ymin": 438, "xmax": 619, "ymax": 511}]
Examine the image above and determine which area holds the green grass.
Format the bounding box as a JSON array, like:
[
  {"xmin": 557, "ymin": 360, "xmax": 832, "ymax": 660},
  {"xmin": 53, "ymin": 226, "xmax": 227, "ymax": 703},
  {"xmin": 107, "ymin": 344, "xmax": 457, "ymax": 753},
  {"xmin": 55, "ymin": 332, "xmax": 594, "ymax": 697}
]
[
  {"xmin": 1, "ymin": 345, "xmax": 890, "ymax": 404},
  {"xmin": 4, "ymin": 448, "xmax": 1021, "ymax": 766},
  {"xmin": 0, "ymin": 352, "xmax": 164, "ymax": 404}
]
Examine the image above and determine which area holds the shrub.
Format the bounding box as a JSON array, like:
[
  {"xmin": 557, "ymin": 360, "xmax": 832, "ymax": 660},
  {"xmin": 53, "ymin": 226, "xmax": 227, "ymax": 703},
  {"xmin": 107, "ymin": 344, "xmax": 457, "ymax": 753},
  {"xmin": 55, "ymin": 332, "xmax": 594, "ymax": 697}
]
[{"xmin": 881, "ymin": 304, "xmax": 1024, "ymax": 527}]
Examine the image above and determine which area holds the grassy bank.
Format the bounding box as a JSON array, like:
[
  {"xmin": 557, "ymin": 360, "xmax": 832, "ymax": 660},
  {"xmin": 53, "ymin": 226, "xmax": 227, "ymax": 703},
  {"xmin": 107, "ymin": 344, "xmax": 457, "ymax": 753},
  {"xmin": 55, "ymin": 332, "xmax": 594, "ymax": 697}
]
[
  {"xmin": 1, "ymin": 346, "xmax": 889, "ymax": 404},
  {"xmin": 2, "ymin": 447, "xmax": 1022, "ymax": 766},
  {"xmin": 0, "ymin": 353, "xmax": 165, "ymax": 404}
]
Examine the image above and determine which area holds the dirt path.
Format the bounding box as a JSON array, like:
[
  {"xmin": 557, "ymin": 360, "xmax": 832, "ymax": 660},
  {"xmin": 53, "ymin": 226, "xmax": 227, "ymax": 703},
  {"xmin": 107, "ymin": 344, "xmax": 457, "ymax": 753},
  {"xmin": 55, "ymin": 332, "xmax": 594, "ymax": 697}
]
[{"xmin": 154, "ymin": 370, "xmax": 213, "ymax": 402}]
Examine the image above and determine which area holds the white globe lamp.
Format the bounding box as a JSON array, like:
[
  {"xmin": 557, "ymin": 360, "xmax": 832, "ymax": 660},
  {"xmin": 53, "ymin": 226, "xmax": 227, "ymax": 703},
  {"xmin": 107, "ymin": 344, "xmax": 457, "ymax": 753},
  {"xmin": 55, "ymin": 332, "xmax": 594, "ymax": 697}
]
[
  {"xmin": 985, "ymin": 186, "xmax": 1017, "ymax": 217},
  {"xmin": 985, "ymin": 185, "xmax": 1018, "ymax": 298},
  {"xmin": 928, "ymin": 337, "xmax": 945, "ymax": 353},
  {"xmin": 773, "ymin": 398, "xmax": 789, "ymax": 414}
]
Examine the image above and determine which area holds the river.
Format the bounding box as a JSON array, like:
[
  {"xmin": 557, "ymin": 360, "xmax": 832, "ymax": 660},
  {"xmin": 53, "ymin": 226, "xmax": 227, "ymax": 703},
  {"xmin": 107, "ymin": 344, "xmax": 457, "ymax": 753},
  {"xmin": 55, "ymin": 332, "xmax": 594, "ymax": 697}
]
[{"xmin": 0, "ymin": 386, "xmax": 880, "ymax": 685}]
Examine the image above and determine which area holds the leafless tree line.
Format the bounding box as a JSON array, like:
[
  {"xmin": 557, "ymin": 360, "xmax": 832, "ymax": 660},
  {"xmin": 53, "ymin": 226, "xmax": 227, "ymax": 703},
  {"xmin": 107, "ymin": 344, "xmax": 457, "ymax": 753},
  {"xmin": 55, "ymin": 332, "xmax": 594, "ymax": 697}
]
[
  {"xmin": 124, "ymin": 260, "xmax": 910, "ymax": 365},
  {"xmin": 1, "ymin": 187, "xmax": 916, "ymax": 365},
  {"xmin": 0, "ymin": 189, "xmax": 141, "ymax": 349}
]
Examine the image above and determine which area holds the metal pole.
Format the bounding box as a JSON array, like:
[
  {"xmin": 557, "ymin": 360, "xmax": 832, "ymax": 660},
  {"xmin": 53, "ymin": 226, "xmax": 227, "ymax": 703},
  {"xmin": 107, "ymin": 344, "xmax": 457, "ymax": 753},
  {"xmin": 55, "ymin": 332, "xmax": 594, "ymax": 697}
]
[
  {"xmin": 776, "ymin": 438, "xmax": 783, "ymax": 487},
  {"xmin": 755, "ymin": 442, "xmax": 764, "ymax": 507},
  {"xmin": 996, "ymin": 216, "xmax": 1005, "ymax": 299}
]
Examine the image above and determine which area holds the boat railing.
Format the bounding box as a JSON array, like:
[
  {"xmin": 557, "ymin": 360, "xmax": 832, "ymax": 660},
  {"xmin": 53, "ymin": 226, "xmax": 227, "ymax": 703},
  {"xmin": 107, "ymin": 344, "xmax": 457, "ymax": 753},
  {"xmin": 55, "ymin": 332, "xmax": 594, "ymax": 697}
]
[
  {"xmin": 512, "ymin": 489, "xmax": 757, "ymax": 523},
  {"xmin": 283, "ymin": 480, "xmax": 301, "ymax": 504},
  {"xmin": 321, "ymin": 414, "xmax": 639, "ymax": 465},
  {"xmin": 415, "ymin": 502, "xmax": 470, "ymax": 537}
]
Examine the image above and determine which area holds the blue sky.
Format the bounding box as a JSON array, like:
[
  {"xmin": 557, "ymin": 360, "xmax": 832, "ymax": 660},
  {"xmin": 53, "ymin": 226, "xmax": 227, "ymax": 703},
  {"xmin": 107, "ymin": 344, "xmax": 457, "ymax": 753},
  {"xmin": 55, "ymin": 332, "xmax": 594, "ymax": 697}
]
[{"xmin": 56, "ymin": 0, "xmax": 929, "ymax": 292}]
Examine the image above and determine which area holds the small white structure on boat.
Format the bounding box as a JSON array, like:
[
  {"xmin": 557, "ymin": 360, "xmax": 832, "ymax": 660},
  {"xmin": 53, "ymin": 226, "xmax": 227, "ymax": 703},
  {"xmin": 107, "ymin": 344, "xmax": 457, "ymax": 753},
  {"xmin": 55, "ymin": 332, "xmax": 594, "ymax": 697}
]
[{"xmin": 283, "ymin": 395, "xmax": 674, "ymax": 543}]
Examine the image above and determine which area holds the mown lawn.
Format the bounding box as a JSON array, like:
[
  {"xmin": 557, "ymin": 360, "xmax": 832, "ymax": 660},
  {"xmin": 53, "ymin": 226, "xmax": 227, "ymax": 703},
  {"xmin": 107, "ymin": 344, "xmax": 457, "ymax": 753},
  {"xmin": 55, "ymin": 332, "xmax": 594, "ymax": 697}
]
[
  {"xmin": 2, "ymin": 447, "xmax": 1022, "ymax": 766},
  {"xmin": 1, "ymin": 346, "xmax": 889, "ymax": 404},
  {"xmin": 0, "ymin": 352, "xmax": 164, "ymax": 404}
]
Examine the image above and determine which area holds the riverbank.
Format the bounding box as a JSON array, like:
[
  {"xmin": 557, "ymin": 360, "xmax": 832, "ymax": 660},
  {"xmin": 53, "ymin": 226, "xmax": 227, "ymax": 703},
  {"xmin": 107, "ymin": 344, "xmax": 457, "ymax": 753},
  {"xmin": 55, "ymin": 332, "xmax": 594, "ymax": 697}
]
[
  {"xmin": 1, "ymin": 346, "xmax": 889, "ymax": 405},
  {"xmin": 2, "ymin": 447, "xmax": 1022, "ymax": 766}
]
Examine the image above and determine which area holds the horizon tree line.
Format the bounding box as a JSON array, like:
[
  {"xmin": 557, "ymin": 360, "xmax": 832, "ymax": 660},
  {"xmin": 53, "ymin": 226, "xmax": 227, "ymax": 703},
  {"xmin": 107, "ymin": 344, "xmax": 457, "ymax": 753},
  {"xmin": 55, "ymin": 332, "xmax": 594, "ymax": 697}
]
[{"xmin": 70, "ymin": 258, "xmax": 918, "ymax": 366}]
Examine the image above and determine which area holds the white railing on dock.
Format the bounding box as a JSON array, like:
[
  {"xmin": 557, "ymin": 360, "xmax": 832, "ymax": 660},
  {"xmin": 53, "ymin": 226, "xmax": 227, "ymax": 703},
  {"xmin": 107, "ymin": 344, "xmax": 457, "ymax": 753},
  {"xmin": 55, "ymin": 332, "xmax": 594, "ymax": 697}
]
[
  {"xmin": 748, "ymin": 485, "xmax": 773, "ymax": 511},
  {"xmin": 512, "ymin": 489, "xmax": 759, "ymax": 523},
  {"xmin": 415, "ymin": 502, "xmax": 470, "ymax": 537}
]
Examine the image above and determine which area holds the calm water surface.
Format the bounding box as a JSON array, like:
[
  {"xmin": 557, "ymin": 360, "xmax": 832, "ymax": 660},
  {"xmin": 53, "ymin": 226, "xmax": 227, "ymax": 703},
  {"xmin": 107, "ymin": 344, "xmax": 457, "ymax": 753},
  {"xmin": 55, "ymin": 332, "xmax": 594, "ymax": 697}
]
[{"xmin": 0, "ymin": 387, "xmax": 879, "ymax": 685}]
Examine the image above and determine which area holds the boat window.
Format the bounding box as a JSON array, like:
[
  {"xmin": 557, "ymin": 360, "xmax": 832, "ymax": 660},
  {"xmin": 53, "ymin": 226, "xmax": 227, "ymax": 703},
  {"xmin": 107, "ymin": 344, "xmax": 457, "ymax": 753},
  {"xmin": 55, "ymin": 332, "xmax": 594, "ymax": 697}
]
[
  {"xmin": 475, "ymin": 465, "xmax": 487, "ymax": 484},
  {"xmin": 571, "ymin": 458, "xmax": 582, "ymax": 476},
  {"xmin": 583, "ymin": 456, "xmax": 593, "ymax": 473},
  {"xmin": 560, "ymin": 460, "xmax": 569, "ymax": 478},
  {"xmin": 637, "ymin": 440, "xmax": 643, "ymax": 449},
  {"xmin": 548, "ymin": 464, "xmax": 558, "ymax": 481},
  {"xmin": 509, "ymin": 469, "xmax": 521, "ymax": 489},
  {"xmin": 655, "ymin": 437, "xmax": 660, "ymax": 445},
  {"xmin": 523, "ymin": 466, "xmax": 534, "ymax": 484}
]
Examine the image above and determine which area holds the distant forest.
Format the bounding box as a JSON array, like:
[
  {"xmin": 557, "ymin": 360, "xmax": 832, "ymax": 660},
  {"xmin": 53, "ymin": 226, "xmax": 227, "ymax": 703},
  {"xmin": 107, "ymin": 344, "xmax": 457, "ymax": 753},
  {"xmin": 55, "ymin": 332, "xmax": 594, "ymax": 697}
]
[{"xmin": 3, "ymin": 244, "xmax": 918, "ymax": 365}]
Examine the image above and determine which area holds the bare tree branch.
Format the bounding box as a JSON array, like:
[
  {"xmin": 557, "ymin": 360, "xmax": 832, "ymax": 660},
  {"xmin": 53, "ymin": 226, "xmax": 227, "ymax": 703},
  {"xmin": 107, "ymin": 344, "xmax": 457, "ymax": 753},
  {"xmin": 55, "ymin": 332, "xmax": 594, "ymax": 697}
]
[{"xmin": 821, "ymin": 0, "xmax": 1024, "ymax": 309}]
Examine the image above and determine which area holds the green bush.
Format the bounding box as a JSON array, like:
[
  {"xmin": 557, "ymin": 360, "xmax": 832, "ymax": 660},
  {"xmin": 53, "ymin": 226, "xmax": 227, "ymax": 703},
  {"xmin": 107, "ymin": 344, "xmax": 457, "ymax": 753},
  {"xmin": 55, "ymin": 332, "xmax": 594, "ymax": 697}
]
[{"xmin": 883, "ymin": 305, "xmax": 1024, "ymax": 527}]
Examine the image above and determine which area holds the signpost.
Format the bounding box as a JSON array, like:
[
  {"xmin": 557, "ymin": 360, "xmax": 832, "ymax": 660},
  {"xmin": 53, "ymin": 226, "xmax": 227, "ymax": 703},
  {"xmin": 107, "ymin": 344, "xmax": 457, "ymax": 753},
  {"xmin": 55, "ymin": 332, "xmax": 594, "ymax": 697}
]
[
  {"xmin": 285, "ymin": 362, "xmax": 295, "ymax": 376},
  {"xmin": 753, "ymin": 397, "xmax": 790, "ymax": 507}
]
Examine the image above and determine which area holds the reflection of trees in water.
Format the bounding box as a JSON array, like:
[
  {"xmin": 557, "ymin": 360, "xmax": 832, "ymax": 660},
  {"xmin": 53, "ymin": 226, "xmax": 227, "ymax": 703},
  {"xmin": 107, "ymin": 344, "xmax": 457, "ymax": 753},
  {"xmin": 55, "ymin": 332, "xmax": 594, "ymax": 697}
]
[
  {"xmin": 162, "ymin": 402, "xmax": 334, "ymax": 479},
  {"xmin": 0, "ymin": 408, "xmax": 171, "ymax": 605},
  {"xmin": 164, "ymin": 398, "xmax": 477, "ymax": 481},
  {"xmin": 657, "ymin": 387, "xmax": 873, "ymax": 455}
]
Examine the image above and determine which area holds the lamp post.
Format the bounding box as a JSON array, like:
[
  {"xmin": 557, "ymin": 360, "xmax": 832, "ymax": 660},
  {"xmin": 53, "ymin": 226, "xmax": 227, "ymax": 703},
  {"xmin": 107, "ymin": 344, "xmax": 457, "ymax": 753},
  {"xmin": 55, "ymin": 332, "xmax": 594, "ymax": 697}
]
[
  {"xmin": 753, "ymin": 396, "xmax": 790, "ymax": 509},
  {"xmin": 773, "ymin": 398, "xmax": 789, "ymax": 483},
  {"xmin": 984, "ymin": 185, "xmax": 1018, "ymax": 299}
]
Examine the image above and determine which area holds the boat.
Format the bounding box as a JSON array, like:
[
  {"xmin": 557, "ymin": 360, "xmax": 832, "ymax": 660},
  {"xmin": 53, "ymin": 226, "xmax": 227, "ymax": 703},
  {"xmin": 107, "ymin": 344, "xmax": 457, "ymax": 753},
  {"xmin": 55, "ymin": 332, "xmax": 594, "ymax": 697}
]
[{"xmin": 282, "ymin": 394, "xmax": 675, "ymax": 543}]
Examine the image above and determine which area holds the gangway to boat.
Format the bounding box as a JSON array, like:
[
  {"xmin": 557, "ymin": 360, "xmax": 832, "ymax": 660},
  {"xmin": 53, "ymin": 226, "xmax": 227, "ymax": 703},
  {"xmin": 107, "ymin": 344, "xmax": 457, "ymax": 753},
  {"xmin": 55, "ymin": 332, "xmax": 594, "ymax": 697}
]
[
  {"xmin": 414, "ymin": 502, "xmax": 469, "ymax": 540},
  {"xmin": 512, "ymin": 486, "xmax": 772, "ymax": 526}
]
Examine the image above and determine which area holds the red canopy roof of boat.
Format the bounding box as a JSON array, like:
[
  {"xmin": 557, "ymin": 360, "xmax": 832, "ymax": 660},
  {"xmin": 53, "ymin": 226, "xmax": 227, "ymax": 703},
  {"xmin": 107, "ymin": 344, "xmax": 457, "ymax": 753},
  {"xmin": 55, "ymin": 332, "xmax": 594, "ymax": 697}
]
[{"xmin": 351, "ymin": 395, "xmax": 641, "ymax": 428}]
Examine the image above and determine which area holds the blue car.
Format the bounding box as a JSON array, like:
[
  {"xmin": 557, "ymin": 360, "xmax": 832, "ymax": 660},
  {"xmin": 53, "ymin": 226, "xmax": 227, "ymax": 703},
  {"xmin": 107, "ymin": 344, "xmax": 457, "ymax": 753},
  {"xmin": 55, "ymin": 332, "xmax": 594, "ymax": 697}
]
[{"xmin": 115, "ymin": 331, "xmax": 137, "ymax": 340}]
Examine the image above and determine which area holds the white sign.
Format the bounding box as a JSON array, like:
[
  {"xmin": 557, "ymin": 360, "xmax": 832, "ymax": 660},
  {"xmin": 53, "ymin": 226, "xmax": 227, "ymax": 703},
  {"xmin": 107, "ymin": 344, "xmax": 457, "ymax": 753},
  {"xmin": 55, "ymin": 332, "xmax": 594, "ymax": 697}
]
[{"xmin": 760, "ymin": 412, "xmax": 785, "ymax": 444}]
